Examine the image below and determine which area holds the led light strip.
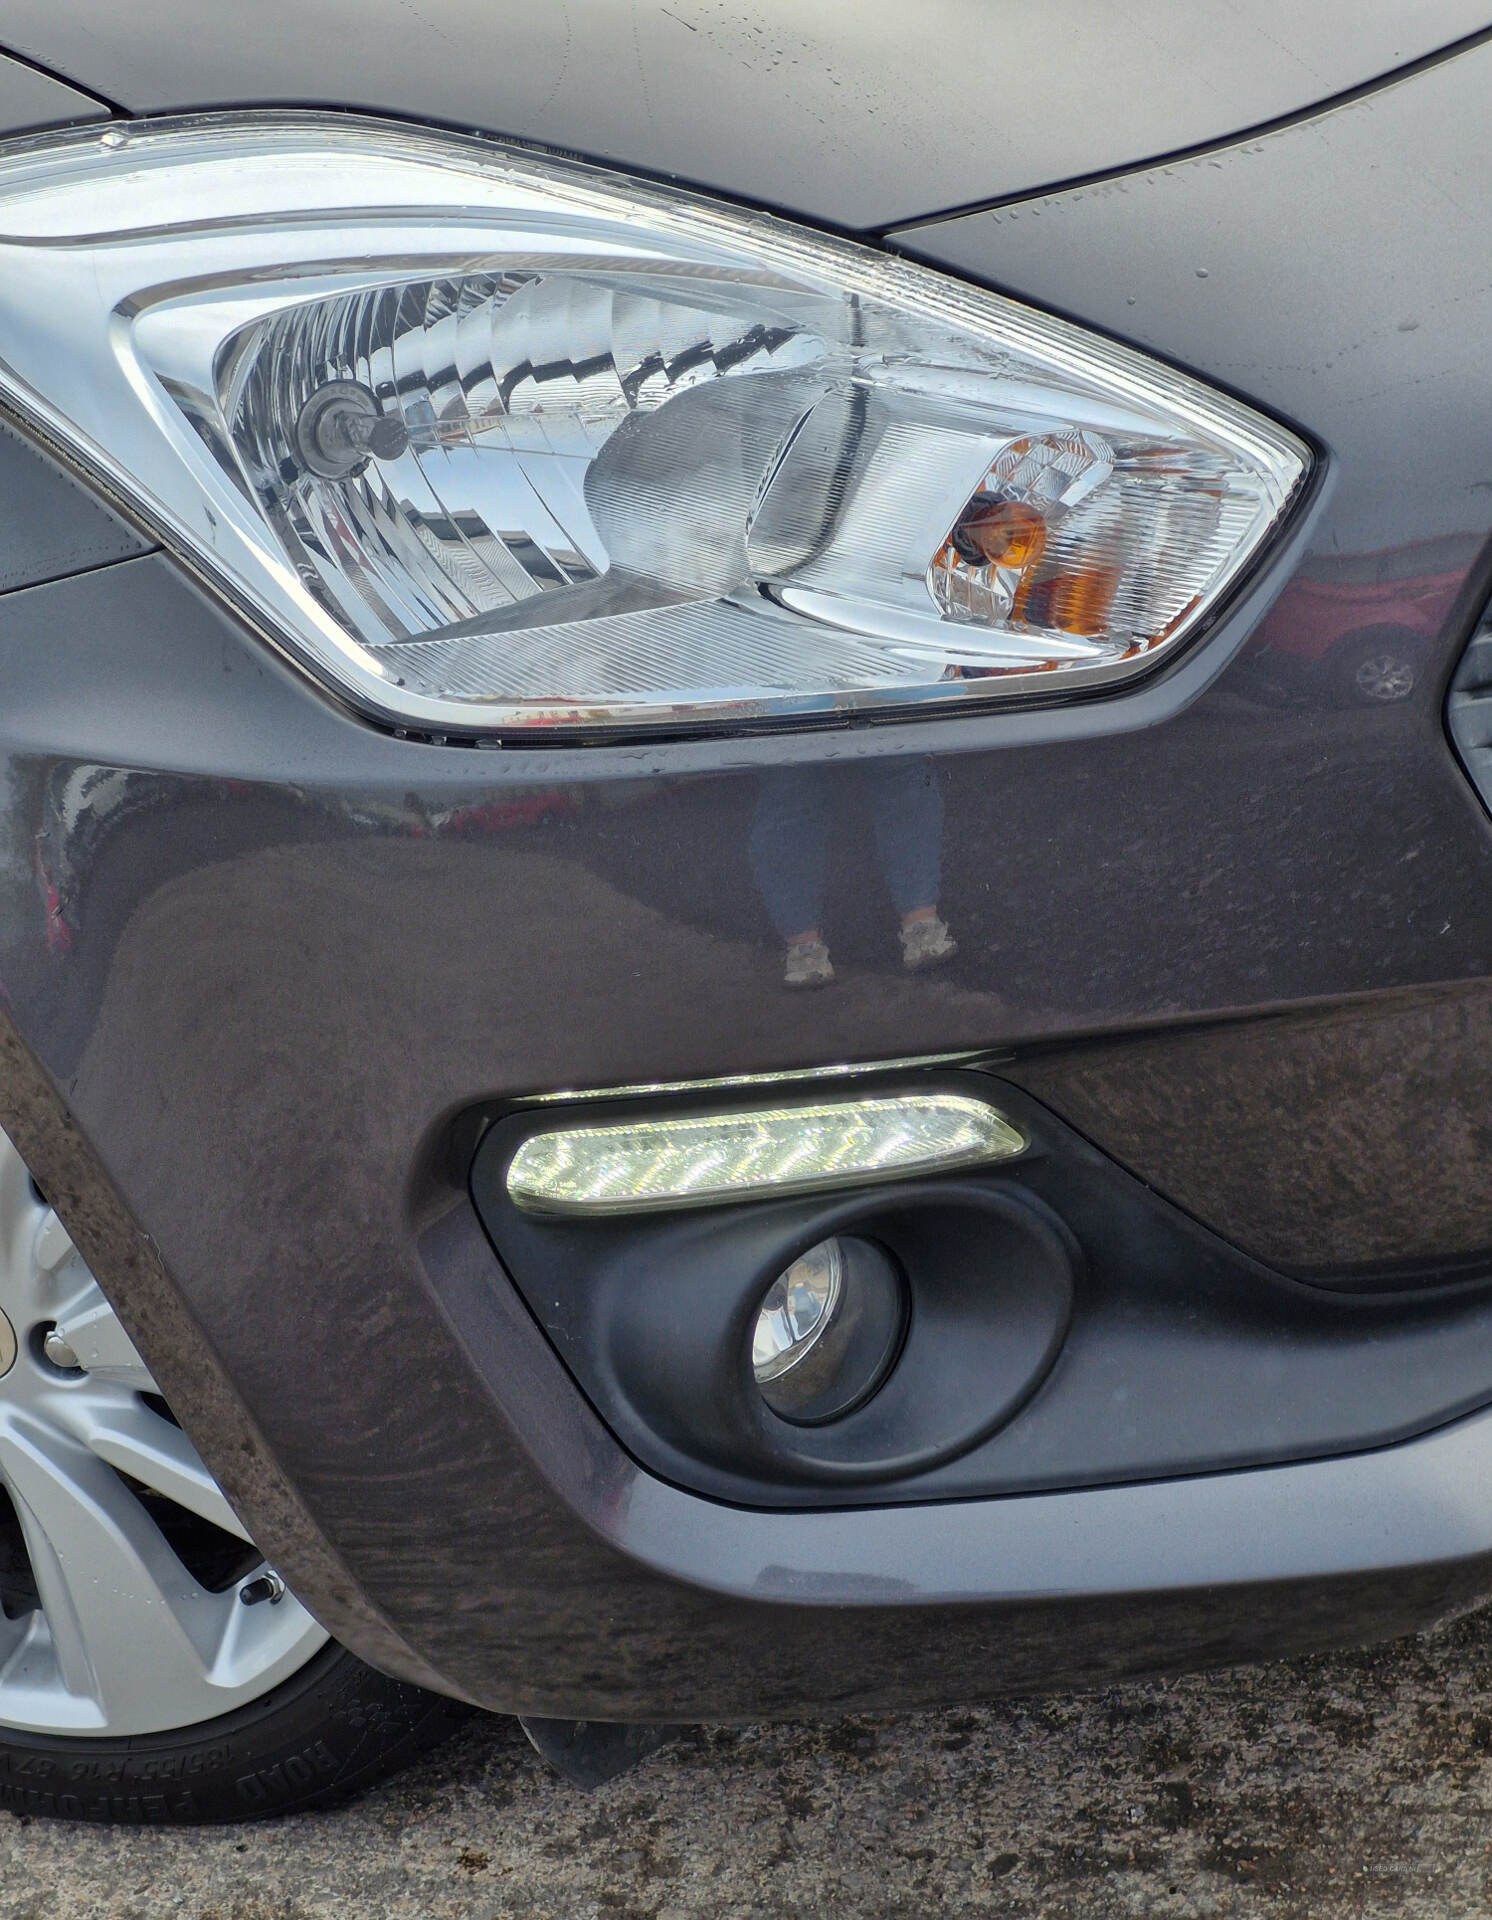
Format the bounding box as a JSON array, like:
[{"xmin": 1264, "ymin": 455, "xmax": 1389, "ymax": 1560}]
[{"xmin": 505, "ymin": 1091, "xmax": 1026, "ymax": 1214}]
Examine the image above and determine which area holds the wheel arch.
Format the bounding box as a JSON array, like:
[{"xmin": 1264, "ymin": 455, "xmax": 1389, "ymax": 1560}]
[{"xmin": 0, "ymin": 1008, "xmax": 454, "ymax": 1701}]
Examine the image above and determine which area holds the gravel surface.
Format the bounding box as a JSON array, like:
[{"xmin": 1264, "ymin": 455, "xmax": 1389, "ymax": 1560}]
[{"xmin": 5, "ymin": 1613, "xmax": 1492, "ymax": 1918}]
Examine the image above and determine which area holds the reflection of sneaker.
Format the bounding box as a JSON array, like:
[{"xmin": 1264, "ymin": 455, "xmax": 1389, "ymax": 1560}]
[
  {"xmin": 784, "ymin": 938, "xmax": 835, "ymax": 988},
  {"xmin": 900, "ymin": 916, "xmax": 957, "ymax": 971}
]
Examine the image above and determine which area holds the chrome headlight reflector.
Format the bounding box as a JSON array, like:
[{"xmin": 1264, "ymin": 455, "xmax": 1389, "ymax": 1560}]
[{"xmin": 0, "ymin": 116, "xmax": 1308, "ymax": 738}]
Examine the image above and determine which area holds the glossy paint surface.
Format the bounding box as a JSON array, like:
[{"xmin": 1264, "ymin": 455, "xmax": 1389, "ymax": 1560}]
[
  {"xmin": 894, "ymin": 40, "xmax": 1492, "ymax": 1275},
  {"xmin": 0, "ymin": 50, "xmax": 102, "ymax": 138},
  {"xmin": 0, "ymin": 418, "xmax": 147, "ymax": 595},
  {"xmin": 1, "ymin": 44, "xmax": 1492, "ymax": 1714},
  {"xmin": 0, "ymin": 5, "xmax": 1489, "ymax": 227}
]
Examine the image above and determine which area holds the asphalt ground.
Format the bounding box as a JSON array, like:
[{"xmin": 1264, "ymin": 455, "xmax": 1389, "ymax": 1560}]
[{"xmin": 4, "ymin": 1609, "xmax": 1492, "ymax": 1919}]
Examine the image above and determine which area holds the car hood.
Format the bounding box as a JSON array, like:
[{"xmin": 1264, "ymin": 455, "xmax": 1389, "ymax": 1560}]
[{"xmin": 2, "ymin": 1, "xmax": 1490, "ymax": 229}]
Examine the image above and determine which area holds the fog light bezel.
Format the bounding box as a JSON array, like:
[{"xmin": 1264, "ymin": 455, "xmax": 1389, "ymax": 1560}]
[{"xmin": 470, "ymin": 1070, "xmax": 1077, "ymax": 1496}]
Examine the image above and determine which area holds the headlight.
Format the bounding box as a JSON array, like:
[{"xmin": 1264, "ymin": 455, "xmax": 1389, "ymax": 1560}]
[{"xmin": 0, "ymin": 116, "xmax": 1307, "ymax": 739}]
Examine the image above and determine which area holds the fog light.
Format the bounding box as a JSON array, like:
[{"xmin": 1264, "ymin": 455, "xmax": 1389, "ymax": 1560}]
[
  {"xmin": 753, "ymin": 1239, "xmax": 843, "ymax": 1385},
  {"xmin": 505, "ymin": 1092, "xmax": 1024, "ymax": 1215},
  {"xmin": 752, "ymin": 1236, "xmax": 905, "ymax": 1425}
]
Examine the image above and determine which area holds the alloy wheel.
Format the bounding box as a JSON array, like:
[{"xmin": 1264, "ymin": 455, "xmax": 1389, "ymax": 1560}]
[{"xmin": 0, "ymin": 1127, "xmax": 326, "ymax": 1736}]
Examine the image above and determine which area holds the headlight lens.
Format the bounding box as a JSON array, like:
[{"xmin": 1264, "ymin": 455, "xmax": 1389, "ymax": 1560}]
[{"xmin": 0, "ymin": 116, "xmax": 1307, "ymax": 738}]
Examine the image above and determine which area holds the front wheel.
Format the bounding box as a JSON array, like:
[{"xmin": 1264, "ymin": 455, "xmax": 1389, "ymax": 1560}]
[
  {"xmin": 0, "ymin": 1126, "xmax": 466, "ymax": 1821},
  {"xmin": 0, "ymin": 1640, "xmax": 467, "ymax": 1824}
]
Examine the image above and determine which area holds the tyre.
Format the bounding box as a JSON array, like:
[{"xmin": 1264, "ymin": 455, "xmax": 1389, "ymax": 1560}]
[
  {"xmin": 1336, "ymin": 626, "xmax": 1423, "ymax": 704},
  {"xmin": 0, "ymin": 1126, "xmax": 467, "ymax": 1822}
]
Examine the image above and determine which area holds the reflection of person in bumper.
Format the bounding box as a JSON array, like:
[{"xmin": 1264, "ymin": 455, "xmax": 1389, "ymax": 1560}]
[{"xmin": 749, "ymin": 760, "xmax": 956, "ymax": 988}]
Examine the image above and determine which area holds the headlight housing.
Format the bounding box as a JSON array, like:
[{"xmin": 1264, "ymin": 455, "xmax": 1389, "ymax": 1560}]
[{"xmin": 0, "ymin": 116, "xmax": 1308, "ymax": 739}]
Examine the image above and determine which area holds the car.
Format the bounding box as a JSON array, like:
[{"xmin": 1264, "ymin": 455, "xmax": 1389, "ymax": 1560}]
[
  {"xmin": 2, "ymin": 0, "xmax": 1492, "ymax": 1826},
  {"xmin": 1247, "ymin": 534, "xmax": 1479, "ymax": 707}
]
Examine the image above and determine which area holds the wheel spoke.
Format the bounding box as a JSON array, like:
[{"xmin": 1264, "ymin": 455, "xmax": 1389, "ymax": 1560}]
[
  {"xmin": 0, "ymin": 1406, "xmax": 219, "ymax": 1724},
  {"xmin": 80, "ymin": 1399, "xmax": 252, "ymax": 1543}
]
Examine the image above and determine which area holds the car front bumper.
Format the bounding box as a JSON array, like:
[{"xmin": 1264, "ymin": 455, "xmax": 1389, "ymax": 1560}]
[{"xmin": 2, "ymin": 39, "xmax": 1492, "ymax": 1719}]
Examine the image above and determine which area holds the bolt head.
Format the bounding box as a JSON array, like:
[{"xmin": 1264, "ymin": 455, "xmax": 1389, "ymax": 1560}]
[{"xmin": 43, "ymin": 1329, "xmax": 80, "ymax": 1371}]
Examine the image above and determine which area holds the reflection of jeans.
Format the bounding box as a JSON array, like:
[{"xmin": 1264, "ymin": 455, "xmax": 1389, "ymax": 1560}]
[{"xmin": 748, "ymin": 761, "xmax": 944, "ymax": 939}]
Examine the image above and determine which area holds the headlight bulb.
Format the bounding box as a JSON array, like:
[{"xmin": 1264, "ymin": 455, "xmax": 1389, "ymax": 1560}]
[{"xmin": 294, "ymin": 380, "xmax": 409, "ymax": 480}]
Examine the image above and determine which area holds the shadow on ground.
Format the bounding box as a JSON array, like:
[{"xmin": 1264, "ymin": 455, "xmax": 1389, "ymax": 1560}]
[{"xmin": 6, "ymin": 1612, "xmax": 1492, "ymax": 1918}]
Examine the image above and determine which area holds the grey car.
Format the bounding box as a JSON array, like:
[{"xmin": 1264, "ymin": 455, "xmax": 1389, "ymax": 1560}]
[{"xmin": 1, "ymin": 0, "xmax": 1492, "ymax": 1824}]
